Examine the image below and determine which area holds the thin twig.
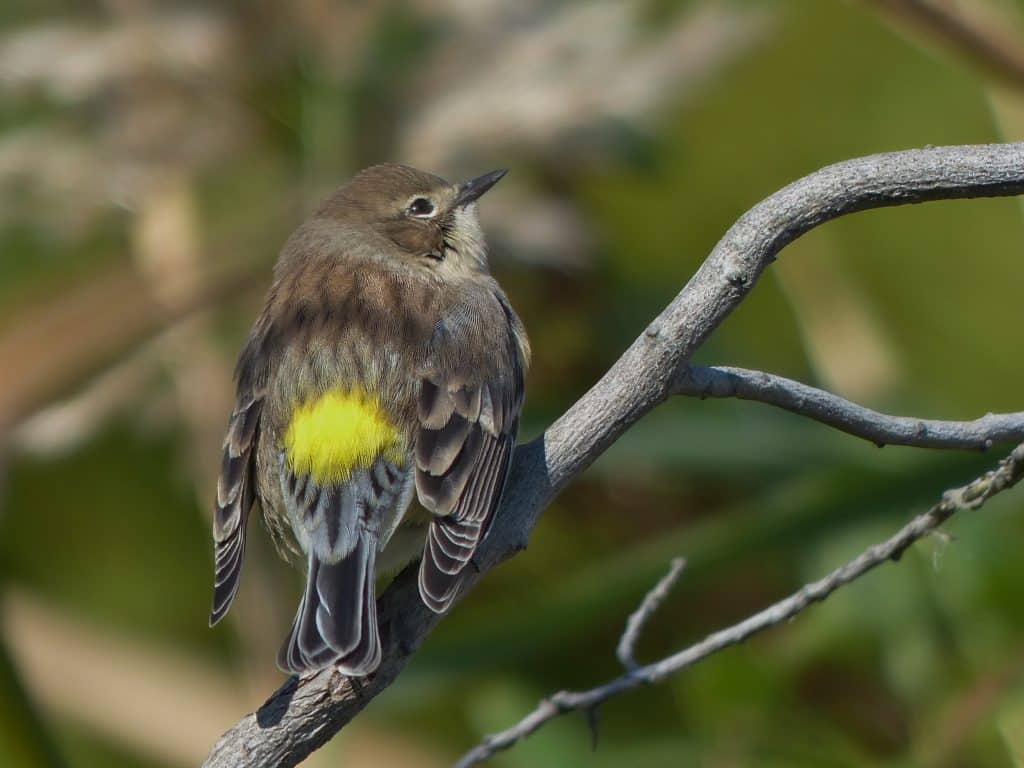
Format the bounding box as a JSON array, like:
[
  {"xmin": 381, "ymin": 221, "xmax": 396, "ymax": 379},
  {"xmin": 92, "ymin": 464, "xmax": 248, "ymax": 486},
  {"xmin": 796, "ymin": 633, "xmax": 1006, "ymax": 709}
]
[
  {"xmin": 455, "ymin": 442, "xmax": 1024, "ymax": 767},
  {"xmin": 203, "ymin": 143, "xmax": 1024, "ymax": 768},
  {"xmin": 616, "ymin": 557, "xmax": 686, "ymax": 672},
  {"xmin": 675, "ymin": 365, "xmax": 1024, "ymax": 450}
]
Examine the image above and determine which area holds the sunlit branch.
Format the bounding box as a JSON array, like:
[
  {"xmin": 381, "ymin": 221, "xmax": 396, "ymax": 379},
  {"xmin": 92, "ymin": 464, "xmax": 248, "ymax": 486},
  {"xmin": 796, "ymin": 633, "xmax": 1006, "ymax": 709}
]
[
  {"xmin": 203, "ymin": 143, "xmax": 1024, "ymax": 768},
  {"xmin": 675, "ymin": 365, "xmax": 1024, "ymax": 450}
]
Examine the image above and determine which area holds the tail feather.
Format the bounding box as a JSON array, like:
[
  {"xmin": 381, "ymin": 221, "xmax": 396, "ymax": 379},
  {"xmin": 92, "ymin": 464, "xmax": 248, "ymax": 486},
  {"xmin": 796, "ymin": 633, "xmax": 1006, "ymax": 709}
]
[{"xmin": 277, "ymin": 532, "xmax": 381, "ymax": 675}]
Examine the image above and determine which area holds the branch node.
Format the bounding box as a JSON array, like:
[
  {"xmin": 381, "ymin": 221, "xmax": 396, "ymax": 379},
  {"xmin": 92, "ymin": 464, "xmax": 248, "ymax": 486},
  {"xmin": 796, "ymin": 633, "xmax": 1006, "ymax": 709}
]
[{"xmin": 724, "ymin": 267, "xmax": 749, "ymax": 287}]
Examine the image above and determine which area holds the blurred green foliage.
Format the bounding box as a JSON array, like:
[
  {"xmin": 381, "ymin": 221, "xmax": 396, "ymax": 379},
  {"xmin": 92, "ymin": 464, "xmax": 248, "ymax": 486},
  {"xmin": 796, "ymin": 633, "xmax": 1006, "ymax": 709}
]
[{"xmin": 2, "ymin": 0, "xmax": 1024, "ymax": 766}]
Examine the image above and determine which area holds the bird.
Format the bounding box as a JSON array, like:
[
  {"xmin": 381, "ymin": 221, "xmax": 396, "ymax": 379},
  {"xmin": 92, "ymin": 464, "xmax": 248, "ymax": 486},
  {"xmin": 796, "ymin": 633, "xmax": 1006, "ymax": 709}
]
[{"xmin": 208, "ymin": 164, "xmax": 529, "ymax": 676}]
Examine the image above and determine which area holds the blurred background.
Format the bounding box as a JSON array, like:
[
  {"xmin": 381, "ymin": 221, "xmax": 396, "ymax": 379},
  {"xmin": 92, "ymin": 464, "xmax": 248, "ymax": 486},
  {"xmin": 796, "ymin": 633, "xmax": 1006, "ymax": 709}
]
[{"xmin": 2, "ymin": 0, "xmax": 1024, "ymax": 765}]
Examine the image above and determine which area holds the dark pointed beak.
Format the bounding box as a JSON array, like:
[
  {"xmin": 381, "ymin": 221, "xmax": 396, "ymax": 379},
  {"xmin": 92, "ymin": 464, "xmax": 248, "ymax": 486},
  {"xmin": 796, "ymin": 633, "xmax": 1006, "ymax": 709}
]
[{"xmin": 455, "ymin": 168, "xmax": 508, "ymax": 207}]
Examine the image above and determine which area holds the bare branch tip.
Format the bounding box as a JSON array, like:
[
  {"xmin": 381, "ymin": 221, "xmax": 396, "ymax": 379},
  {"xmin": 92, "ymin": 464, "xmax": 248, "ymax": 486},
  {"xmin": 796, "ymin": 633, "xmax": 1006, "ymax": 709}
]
[{"xmin": 616, "ymin": 556, "xmax": 688, "ymax": 671}]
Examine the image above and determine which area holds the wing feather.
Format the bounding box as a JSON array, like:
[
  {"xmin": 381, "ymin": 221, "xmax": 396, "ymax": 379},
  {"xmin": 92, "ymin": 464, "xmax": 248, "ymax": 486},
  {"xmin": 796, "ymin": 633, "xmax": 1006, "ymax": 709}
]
[
  {"xmin": 414, "ymin": 299, "xmax": 526, "ymax": 612},
  {"xmin": 209, "ymin": 396, "xmax": 262, "ymax": 626}
]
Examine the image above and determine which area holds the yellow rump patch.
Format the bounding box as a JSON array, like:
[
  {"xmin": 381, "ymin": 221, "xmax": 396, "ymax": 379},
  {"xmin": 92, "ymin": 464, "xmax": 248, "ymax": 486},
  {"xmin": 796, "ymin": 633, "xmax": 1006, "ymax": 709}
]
[{"xmin": 284, "ymin": 389, "xmax": 402, "ymax": 484}]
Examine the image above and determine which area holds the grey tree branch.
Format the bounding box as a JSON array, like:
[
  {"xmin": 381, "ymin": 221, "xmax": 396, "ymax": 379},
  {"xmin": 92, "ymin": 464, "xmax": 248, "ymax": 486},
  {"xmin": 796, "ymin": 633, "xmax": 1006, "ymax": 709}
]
[
  {"xmin": 616, "ymin": 557, "xmax": 686, "ymax": 672},
  {"xmin": 456, "ymin": 442, "xmax": 1024, "ymax": 767},
  {"xmin": 202, "ymin": 143, "xmax": 1024, "ymax": 768},
  {"xmin": 675, "ymin": 365, "xmax": 1024, "ymax": 450}
]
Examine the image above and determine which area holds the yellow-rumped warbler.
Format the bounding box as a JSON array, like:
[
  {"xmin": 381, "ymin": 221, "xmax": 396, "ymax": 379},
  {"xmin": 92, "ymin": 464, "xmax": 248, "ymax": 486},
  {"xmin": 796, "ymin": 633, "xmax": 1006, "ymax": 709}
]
[{"xmin": 209, "ymin": 164, "xmax": 529, "ymax": 675}]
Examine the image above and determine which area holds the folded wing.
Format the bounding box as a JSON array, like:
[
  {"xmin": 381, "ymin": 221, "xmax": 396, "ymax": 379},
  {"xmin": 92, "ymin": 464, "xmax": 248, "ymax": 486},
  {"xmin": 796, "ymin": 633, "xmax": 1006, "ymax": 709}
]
[
  {"xmin": 414, "ymin": 315, "xmax": 526, "ymax": 612},
  {"xmin": 210, "ymin": 393, "xmax": 262, "ymax": 625}
]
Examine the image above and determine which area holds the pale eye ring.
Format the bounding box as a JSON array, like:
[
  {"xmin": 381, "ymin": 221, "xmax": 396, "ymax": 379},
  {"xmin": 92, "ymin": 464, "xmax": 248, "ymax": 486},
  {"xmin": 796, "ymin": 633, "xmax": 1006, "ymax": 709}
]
[{"xmin": 407, "ymin": 197, "xmax": 436, "ymax": 218}]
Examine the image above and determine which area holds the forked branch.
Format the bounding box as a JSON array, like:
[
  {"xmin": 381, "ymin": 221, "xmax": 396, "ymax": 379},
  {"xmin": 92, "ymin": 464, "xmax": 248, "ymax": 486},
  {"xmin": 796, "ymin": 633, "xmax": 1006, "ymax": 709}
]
[
  {"xmin": 203, "ymin": 143, "xmax": 1024, "ymax": 768},
  {"xmin": 456, "ymin": 442, "xmax": 1024, "ymax": 766}
]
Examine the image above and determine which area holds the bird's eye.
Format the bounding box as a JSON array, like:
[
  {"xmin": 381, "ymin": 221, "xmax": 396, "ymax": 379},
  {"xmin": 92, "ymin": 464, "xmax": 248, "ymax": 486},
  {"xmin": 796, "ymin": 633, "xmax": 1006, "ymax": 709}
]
[{"xmin": 407, "ymin": 197, "xmax": 436, "ymax": 218}]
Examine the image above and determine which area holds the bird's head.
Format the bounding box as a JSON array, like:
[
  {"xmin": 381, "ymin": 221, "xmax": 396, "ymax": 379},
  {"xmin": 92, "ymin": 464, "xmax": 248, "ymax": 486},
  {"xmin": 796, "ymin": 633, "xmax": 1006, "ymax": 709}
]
[{"xmin": 319, "ymin": 164, "xmax": 506, "ymax": 272}]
